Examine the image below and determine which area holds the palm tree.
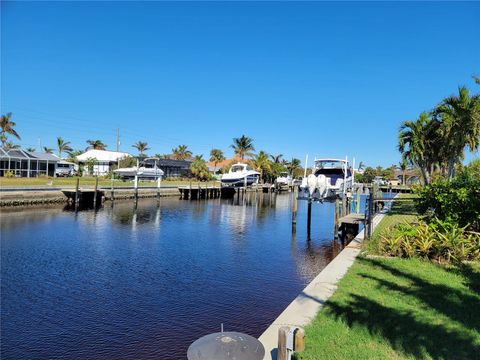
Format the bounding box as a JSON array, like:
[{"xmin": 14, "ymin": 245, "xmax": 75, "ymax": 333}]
[
  {"xmin": 209, "ymin": 149, "xmax": 225, "ymax": 173},
  {"xmin": 172, "ymin": 145, "xmax": 192, "ymax": 160},
  {"xmin": 357, "ymin": 161, "xmax": 365, "ymax": 171},
  {"xmin": 249, "ymin": 151, "xmax": 270, "ymax": 182},
  {"xmin": 26, "ymin": 147, "xmax": 36, "ymax": 152},
  {"xmin": 132, "ymin": 141, "xmax": 150, "ymax": 157},
  {"xmin": 57, "ymin": 137, "xmax": 73, "ymax": 158},
  {"xmin": 66, "ymin": 150, "xmax": 82, "ymax": 163},
  {"xmin": 190, "ymin": 155, "xmax": 210, "ymax": 180},
  {"xmin": 270, "ymin": 154, "xmax": 283, "ymax": 163},
  {"xmin": 86, "ymin": 139, "xmax": 107, "ymax": 150},
  {"xmin": 1, "ymin": 113, "xmax": 21, "ymax": 146},
  {"xmin": 286, "ymin": 158, "xmax": 302, "ymax": 175},
  {"xmin": 473, "ymin": 74, "xmax": 480, "ymax": 85},
  {"xmin": 231, "ymin": 135, "xmax": 255, "ymax": 160},
  {"xmin": 43, "ymin": 146, "xmax": 54, "ymax": 154},
  {"xmin": 433, "ymin": 86, "xmax": 480, "ymax": 178},
  {"xmin": 399, "ymin": 158, "xmax": 408, "ymax": 185},
  {"xmin": 3, "ymin": 142, "xmax": 20, "ymax": 150},
  {"xmin": 398, "ymin": 112, "xmax": 438, "ymax": 185}
]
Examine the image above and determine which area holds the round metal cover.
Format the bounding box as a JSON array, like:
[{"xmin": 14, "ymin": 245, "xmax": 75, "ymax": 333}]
[{"xmin": 187, "ymin": 331, "xmax": 265, "ymax": 360}]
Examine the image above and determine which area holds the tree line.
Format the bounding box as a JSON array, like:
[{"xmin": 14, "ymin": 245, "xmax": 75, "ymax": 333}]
[{"xmin": 398, "ymin": 76, "xmax": 480, "ymax": 184}]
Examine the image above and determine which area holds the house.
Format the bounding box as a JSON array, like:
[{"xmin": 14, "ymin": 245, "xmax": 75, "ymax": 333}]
[
  {"xmin": 206, "ymin": 156, "xmax": 243, "ymax": 175},
  {"xmin": 76, "ymin": 149, "xmax": 131, "ymax": 176},
  {"xmin": 0, "ymin": 148, "xmax": 60, "ymax": 177},
  {"xmin": 156, "ymin": 159, "xmax": 192, "ymax": 178}
]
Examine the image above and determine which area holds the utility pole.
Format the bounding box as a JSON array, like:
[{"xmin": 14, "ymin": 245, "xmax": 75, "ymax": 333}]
[{"xmin": 116, "ymin": 128, "xmax": 120, "ymax": 152}]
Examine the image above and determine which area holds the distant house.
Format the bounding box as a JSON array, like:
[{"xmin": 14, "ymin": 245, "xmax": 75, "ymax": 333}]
[
  {"xmin": 0, "ymin": 148, "xmax": 60, "ymax": 177},
  {"xmin": 206, "ymin": 156, "xmax": 243, "ymax": 175},
  {"xmin": 76, "ymin": 149, "xmax": 131, "ymax": 176}
]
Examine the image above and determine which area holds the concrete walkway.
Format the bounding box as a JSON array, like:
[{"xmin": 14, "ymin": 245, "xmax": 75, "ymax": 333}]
[{"xmin": 258, "ymin": 204, "xmax": 392, "ymax": 360}]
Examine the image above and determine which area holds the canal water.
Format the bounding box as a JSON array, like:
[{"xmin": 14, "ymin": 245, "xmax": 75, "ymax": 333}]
[{"xmin": 1, "ymin": 193, "xmax": 346, "ymax": 359}]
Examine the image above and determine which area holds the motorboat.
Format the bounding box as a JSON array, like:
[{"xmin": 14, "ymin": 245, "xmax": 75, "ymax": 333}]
[
  {"xmin": 221, "ymin": 163, "xmax": 260, "ymax": 187},
  {"xmin": 275, "ymin": 172, "xmax": 293, "ymax": 188},
  {"xmin": 114, "ymin": 157, "xmax": 164, "ymax": 179},
  {"xmin": 299, "ymin": 158, "xmax": 354, "ymax": 200}
]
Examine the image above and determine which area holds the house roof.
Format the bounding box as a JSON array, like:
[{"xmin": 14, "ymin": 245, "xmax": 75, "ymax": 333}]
[
  {"xmin": 76, "ymin": 149, "xmax": 131, "ymax": 162},
  {"xmin": 0, "ymin": 147, "xmax": 60, "ymax": 162},
  {"xmin": 206, "ymin": 156, "xmax": 243, "ymax": 169}
]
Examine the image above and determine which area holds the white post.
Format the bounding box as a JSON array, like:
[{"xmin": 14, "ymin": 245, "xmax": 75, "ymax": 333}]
[
  {"xmin": 46, "ymin": 159, "xmax": 49, "ymax": 177},
  {"xmin": 343, "ymin": 156, "xmax": 348, "ymax": 196},
  {"xmin": 27, "ymin": 158, "xmax": 31, "ymax": 178},
  {"xmin": 303, "ymin": 154, "xmax": 308, "ymax": 178},
  {"xmin": 352, "ymin": 157, "xmax": 355, "ymax": 189}
]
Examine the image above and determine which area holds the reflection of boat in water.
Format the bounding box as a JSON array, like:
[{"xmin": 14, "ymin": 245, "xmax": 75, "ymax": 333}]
[
  {"xmin": 221, "ymin": 163, "xmax": 260, "ymax": 187},
  {"xmin": 300, "ymin": 158, "xmax": 354, "ymax": 200},
  {"xmin": 114, "ymin": 157, "xmax": 164, "ymax": 179}
]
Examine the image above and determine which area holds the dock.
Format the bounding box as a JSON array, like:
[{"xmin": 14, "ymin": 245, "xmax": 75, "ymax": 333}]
[{"xmin": 178, "ymin": 186, "xmax": 222, "ymax": 199}]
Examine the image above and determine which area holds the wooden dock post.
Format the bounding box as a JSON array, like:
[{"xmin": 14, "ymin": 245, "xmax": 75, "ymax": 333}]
[
  {"xmin": 74, "ymin": 178, "xmax": 80, "ymax": 206},
  {"xmin": 93, "ymin": 176, "xmax": 98, "ymax": 208},
  {"xmin": 307, "ymin": 198, "xmax": 312, "ymax": 239},
  {"xmin": 277, "ymin": 326, "xmax": 290, "ymax": 360},
  {"xmin": 110, "ymin": 175, "xmax": 114, "ymax": 201},
  {"xmin": 292, "ymin": 185, "xmax": 298, "ymax": 226},
  {"xmin": 134, "ymin": 175, "xmax": 138, "ymax": 201},
  {"xmin": 334, "ymin": 198, "xmax": 340, "ymax": 238}
]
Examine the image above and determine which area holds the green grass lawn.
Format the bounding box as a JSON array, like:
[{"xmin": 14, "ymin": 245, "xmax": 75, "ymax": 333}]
[
  {"xmin": 296, "ymin": 194, "xmax": 480, "ymax": 359},
  {"xmin": 0, "ymin": 176, "xmax": 219, "ymax": 188},
  {"xmin": 365, "ymin": 194, "xmax": 419, "ymax": 254}
]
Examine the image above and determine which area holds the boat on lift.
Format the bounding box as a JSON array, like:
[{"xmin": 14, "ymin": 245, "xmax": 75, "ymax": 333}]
[
  {"xmin": 299, "ymin": 158, "xmax": 354, "ymax": 200},
  {"xmin": 114, "ymin": 157, "xmax": 164, "ymax": 179},
  {"xmin": 275, "ymin": 171, "xmax": 293, "ymax": 188},
  {"xmin": 221, "ymin": 163, "xmax": 260, "ymax": 187}
]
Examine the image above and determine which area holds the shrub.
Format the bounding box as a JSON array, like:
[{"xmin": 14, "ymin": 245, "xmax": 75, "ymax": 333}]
[
  {"xmin": 378, "ymin": 219, "xmax": 480, "ymax": 263},
  {"xmin": 3, "ymin": 170, "xmax": 14, "ymax": 178},
  {"xmin": 414, "ymin": 168, "xmax": 480, "ymax": 231}
]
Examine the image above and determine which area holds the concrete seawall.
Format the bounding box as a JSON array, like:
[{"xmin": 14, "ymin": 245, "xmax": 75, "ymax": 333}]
[
  {"xmin": 0, "ymin": 187, "xmax": 180, "ymax": 207},
  {"xmin": 258, "ymin": 198, "xmax": 395, "ymax": 359}
]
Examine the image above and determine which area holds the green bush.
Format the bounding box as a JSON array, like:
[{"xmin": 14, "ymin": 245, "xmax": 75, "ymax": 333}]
[
  {"xmin": 414, "ymin": 168, "xmax": 480, "ymax": 231},
  {"xmin": 3, "ymin": 170, "xmax": 14, "ymax": 178},
  {"xmin": 379, "ymin": 219, "xmax": 480, "ymax": 263}
]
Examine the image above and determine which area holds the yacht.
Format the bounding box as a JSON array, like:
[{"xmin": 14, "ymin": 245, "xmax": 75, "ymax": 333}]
[
  {"xmin": 299, "ymin": 158, "xmax": 354, "ymax": 200},
  {"xmin": 275, "ymin": 172, "xmax": 293, "ymax": 187},
  {"xmin": 221, "ymin": 163, "xmax": 260, "ymax": 187},
  {"xmin": 114, "ymin": 158, "xmax": 164, "ymax": 179}
]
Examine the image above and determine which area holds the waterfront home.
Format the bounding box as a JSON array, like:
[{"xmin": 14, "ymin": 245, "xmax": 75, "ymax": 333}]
[
  {"xmin": 76, "ymin": 149, "xmax": 131, "ymax": 176},
  {"xmin": 0, "ymin": 147, "xmax": 60, "ymax": 177},
  {"xmin": 156, "ymin": 158, "xmax": 192, "ymax": 178}
]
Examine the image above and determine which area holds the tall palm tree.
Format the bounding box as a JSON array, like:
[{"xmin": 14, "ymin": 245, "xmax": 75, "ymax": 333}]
[
  {"xmin": 249, "ymin": 151, "xmax": 270, "ymax": 182},
  {"xmin": 398, "ymin": 112, "xmax": 438, "ymax": 185},
  {"xmin": 66, "ymin": 150, "xmax": 82, "ymax": 163},
  {"xmin": 172, "ymin": 145, "xmax": 192, "ymax": 160},
  {"xmin": 43, "ymin": 146, "xmax": 54, "ymax": 154},
  {"xmin": 209, "ymin": 149, "xmax": 225, "ymax": 172},
  {"xmin": 26, "ymin": 147, "xmax": 36, "ymax": 152},
  {"xmin": 57, "ymin": 137, "xmax": 73, "ymax": 158},
  {"xmin": 1, "ymin": 113, "xmax": 21, "ymax": 146},
  {"xmin": 86, "ymin": 139, "xmax": 107, "ymax": 150},
  {"xmin": 231, "ymin": 135, "xmax": 255, "ymax": 160},
  {"xmin": 270, "ymin": 154, "xmax": 283, "ymax": 163},
  {"xmin": 286, "ymin": 158, "xmax": 302, "ymax": 175},
  {"xmin": 399, "ymin": 158, "xmax": 408, "ymax": 185},
  {"xmin": 132, "ymin": 141, "xmax": 150, "ymax": 156},
  {"xmin": 433, "ymin": 86, "xmax": 480, "ymax": 178}
]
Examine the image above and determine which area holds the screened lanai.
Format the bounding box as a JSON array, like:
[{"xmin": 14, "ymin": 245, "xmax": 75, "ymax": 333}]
[{"xmin": 0, "ymin": 148, "xmax": 59, "ymax": 177}]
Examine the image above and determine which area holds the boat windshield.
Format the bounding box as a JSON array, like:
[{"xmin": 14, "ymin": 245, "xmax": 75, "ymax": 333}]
[
  {"xmin": 231, "ymin": 165, "xmax": 246, "ymax": 172},
  {"xmin": 315, "ymin": 160, "xmax": 346, "ymax": 169}
]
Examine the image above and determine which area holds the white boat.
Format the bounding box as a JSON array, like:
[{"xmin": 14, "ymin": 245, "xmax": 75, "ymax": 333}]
[
  {"xmin": 221, "ymin": 163, "xmax": 260, "ymax": 187},
  {"xmin": 299, "ymin": 158, "xmax": 354, "ymax": 200},
  {"xmin": 114, "ymin": 158, "xmax": 164, "ymax": 179},
  {"xmin": 275, "ymin": 172, "xmax": 293, "ymax": 187}
]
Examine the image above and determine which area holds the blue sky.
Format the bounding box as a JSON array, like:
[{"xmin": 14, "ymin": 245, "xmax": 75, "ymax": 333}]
[{"xmin": 1, "ymin": 1, "xmax": 479, "ymax": 167}]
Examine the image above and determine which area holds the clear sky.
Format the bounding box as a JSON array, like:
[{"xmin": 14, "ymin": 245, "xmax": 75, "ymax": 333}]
[{"xmin": 1, "ymin": 1, "xmax": 479, "ymax": 167}]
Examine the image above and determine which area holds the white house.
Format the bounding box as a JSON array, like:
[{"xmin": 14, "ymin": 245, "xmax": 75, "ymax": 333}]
[{"xmin": 76, "ymin": 149, "xmax": 131, "ymax": 176}]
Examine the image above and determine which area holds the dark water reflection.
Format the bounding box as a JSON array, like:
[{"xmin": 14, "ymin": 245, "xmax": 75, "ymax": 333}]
[{"xmin": 1, "ymin": 194, "xmax": 345, "ymax": 359}]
